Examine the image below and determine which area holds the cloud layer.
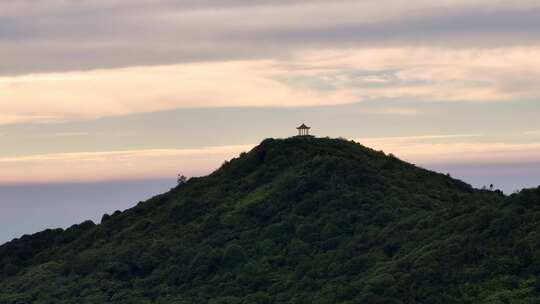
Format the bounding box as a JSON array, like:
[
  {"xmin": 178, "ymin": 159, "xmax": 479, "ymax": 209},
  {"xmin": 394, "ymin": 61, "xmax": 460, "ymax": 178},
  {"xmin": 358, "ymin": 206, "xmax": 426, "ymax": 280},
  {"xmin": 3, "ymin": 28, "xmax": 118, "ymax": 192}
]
[
  {"xmin": 360, "ymin": 136, "xmax": 540, "ymax": 165},
  {"xmin": 2, "ymin": 47, "xmax": 540, "ymax": 124},
  {"xmin": 0, "ymin": 144, "xmax": 253, "ymax": 184},
  {"xmin": 2, "ymin": 1, "xmax": 540, "ymax": 124},
  {"xmin": 1, "ymin": 0, "xmax": 540, "ymax": 75}
]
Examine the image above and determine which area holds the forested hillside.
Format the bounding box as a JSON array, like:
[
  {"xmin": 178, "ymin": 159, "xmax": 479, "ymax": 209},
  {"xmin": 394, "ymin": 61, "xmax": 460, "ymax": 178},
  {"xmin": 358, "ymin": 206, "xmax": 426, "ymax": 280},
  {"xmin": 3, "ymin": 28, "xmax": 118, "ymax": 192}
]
[{"xmin": 1, "ymin": 137, "xmax": 540, "ymax": 303}]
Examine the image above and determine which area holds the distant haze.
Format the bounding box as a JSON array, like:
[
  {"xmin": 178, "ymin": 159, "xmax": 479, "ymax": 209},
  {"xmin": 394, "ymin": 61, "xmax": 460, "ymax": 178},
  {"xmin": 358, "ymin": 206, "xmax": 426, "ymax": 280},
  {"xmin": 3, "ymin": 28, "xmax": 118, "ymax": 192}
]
[{"xmin": 0, "ymin": 180, "xmax": 174, "ymax": 244}]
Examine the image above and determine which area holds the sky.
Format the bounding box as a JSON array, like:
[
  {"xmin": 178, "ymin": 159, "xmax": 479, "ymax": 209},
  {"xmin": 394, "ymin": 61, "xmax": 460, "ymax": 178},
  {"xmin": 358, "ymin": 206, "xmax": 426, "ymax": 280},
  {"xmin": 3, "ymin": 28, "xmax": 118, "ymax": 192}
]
[{"xmin": 1, "ymin": 0, "xmax": 540, "ymax": 243}]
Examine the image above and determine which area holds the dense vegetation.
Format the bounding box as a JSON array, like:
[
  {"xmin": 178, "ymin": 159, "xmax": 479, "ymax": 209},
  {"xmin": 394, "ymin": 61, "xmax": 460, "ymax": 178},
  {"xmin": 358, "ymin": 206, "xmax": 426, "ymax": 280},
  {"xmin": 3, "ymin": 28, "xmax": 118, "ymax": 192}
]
[{"xmin": 1, "ymin": 137, "xmax": 540, "ymax": 303}]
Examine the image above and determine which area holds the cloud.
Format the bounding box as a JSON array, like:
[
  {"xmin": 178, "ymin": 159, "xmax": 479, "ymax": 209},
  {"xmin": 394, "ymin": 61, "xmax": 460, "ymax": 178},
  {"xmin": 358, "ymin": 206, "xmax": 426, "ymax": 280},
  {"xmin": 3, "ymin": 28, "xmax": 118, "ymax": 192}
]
[
  {"xmin": 0, "ymin": 144, "xmax": 254, "ymax": 185},
  {"xmin": 358, "ymin": 135, "xmax": 540, "ymax": 165},
  {"xmin": 1, "ymin": 0, "xmax": 540, "ymax": 75},
  {"xmin": 44, "ymin": 132, "xmax": 90, "ymax": 138},
  {"xmin": 0, "ymin": 114, "xmax": 58, "ymax": 125},
  {"xmin": 361, "ymin": 133, "xmax": 483, "ymax": 143},
  {"xmin": 0, "ymin": 60, "xmax": 361, "ymax": 124},
  {"xmin": 1, "ymin": 1, "xmax": 539, "ymax": 125},
  {"xmin": 2, "ymin": 47, "xmax": 540, "ymax": 124}
]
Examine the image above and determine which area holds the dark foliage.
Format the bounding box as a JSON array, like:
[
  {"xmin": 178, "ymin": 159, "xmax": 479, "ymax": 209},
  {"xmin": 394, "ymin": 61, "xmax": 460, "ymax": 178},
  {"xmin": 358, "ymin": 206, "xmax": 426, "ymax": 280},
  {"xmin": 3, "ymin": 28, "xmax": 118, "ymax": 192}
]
[{"xmin": 1, "ymin": 137, "xmax": 539, "ymax": 303}]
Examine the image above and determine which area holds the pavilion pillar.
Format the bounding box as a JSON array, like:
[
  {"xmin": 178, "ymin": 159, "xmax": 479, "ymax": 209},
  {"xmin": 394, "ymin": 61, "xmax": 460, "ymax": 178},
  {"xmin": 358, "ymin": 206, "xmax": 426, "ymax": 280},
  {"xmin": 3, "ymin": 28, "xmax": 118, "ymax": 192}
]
[{"xmin": 296, "ymin": 124, "xmax": 311, "ymax": 137}]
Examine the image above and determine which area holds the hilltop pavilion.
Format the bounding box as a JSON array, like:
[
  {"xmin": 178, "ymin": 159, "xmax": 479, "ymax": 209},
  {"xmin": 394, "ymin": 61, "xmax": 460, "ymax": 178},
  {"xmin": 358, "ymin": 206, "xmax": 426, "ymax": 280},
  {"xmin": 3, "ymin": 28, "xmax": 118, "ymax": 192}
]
[{"xmin": 296, "ymin": 124, "xmax": 311, "ymax": 136}]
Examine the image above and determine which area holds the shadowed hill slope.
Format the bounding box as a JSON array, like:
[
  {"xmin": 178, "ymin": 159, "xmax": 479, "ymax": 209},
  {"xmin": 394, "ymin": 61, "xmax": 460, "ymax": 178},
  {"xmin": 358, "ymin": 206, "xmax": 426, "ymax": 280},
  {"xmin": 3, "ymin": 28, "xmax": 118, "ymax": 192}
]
[{"xmin": 1, "ymin": 137, "xmax": 540, "ymax": 303}]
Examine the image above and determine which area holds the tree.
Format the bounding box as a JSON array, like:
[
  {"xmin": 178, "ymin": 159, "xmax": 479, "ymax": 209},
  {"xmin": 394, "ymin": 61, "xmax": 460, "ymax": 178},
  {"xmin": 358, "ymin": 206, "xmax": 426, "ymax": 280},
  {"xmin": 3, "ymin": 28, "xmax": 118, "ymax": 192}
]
[
  {"xmin": 223, "ymin": 244, "xmax": 246, "ymax": 267},
  {"xmin": 177, "ymin": 174, "xmax": 188, "ymax": 185}
]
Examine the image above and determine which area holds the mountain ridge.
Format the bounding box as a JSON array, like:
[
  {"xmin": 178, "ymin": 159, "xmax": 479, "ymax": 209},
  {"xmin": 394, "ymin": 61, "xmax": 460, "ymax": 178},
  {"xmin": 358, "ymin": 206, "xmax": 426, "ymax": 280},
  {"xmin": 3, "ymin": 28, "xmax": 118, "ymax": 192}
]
[{"xmin": 1, "ymin": 137, "xmax": 539, "ymax": 303}]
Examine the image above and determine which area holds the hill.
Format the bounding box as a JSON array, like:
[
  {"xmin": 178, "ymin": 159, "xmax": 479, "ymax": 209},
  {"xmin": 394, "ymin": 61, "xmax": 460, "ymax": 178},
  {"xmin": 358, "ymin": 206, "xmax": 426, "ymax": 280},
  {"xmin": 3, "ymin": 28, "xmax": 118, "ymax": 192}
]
[{"xmin": 1, "ymin": 137, "xmax": 540, "ymax": 303}]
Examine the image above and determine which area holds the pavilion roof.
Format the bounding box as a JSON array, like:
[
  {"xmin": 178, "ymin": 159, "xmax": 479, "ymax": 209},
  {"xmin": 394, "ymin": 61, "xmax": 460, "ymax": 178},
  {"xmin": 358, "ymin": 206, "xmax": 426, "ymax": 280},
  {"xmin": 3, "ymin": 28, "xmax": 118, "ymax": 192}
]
[{"xmin": 296, "ymin": 124, "xmax": 311, "ymax": 129}]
